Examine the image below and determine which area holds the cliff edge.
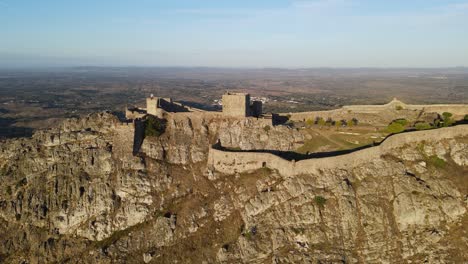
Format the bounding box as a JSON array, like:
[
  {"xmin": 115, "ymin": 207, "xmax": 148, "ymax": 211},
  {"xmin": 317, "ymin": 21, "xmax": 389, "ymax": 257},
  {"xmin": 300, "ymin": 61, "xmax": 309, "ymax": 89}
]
[{"xmin": 0, "ymin": 112, "xmax": 467, "ymax": 263}]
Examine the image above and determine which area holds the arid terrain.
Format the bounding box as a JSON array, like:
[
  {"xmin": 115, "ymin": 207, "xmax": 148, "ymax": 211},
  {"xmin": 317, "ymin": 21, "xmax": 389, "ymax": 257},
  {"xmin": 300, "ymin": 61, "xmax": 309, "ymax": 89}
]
[{"xmin": 1, "ymin": 67, "xmax": 468, "ymax": 139}]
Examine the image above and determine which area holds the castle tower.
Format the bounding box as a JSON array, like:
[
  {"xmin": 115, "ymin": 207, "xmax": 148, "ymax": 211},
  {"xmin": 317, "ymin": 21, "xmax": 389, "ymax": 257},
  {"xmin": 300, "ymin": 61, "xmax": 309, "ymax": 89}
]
[
  {"xmin": 146, "ymin": 96, "xmax": 159, "ymax": 116},
  {"xmin": 222, "ymin": 92, "xmax": 250, "ymax": 117}
]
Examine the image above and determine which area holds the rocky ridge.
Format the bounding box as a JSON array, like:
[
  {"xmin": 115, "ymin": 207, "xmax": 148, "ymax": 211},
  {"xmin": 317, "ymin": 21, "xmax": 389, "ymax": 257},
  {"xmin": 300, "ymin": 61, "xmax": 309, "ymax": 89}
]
[{"xmin": 0, "ymin": 112, "xmax": 466, "ymax": 263}]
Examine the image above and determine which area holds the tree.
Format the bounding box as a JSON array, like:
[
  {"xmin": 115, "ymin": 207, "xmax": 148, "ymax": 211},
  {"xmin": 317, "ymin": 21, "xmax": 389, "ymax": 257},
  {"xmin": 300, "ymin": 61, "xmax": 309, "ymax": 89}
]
[
  {"xmin": 442, "ymin": 112, "xmax": 453, "ymax": 119},
  {"xmin": 442, "ymin": 112, "xmax": 454, "ymax": 127},
  {"xmin": 145, "ymin": 116, "xmax": 166, "ymax": 137},
  {"xmin": 316, "ymin": 117, "xmax": 326, "ymax": 126},
  {"xmin": 314, "ymin": 196, "xmax": 327, "ymax": 208}
]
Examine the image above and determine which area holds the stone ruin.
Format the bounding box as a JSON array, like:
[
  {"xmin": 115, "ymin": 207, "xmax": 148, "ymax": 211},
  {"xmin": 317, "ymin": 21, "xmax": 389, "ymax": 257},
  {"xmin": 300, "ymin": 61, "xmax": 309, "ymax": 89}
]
[
  {"xmin": 125, "ymin": 92, "xmax": 264, "ymax": 120},
  {"xmin": 221, "ymin": 92, "xmax": 262, "ymax": 118}
]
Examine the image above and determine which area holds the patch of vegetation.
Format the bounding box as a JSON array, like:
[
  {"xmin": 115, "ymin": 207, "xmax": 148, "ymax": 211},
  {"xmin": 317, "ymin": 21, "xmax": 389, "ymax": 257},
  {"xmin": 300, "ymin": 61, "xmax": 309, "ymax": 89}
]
[
  {"xmin": 427, "ymin": 155, "xmax": 446, "ymax": 168},
  {"xmin": 386, "ymin": 122, "xmax": 405, "ymax": 134},
  {"xmin": 144, "ymin": 116, "xmax": 166, "ymax": 137},
  {"xmin": 345, "ymin": 118, "xmax": 358, "ymax": 126},
  {"xmin": 415, "ymin": 142, "xmax": 427, "ymax": 156},
  {"xmin": 386, "ymin": 118, "xmax": 408, "ymax": 133},
  {"xmin": 5, "ymin": 186, "xmax": 12, "ymax": 195},
  {"xmin": 263, "ymin": 125, "xmax": 271, "ymax": 132},
  {"xmin": 439, "ymin": 112, "xmax": 454, "ymax": 127},
  {"xmin": 393, "ymin": 118, "xmax": 408, "ymax": 126},
  {"xmin": 316, "ymin": 117, "xmax": 326, "ymax": 126},
  {"xmin": 414, "ymin": 122, "xmax": 432, "ymax": 130},
  {"xmin": 464, "ymin": 114, "xmax": 468, "ymax": 121},
  {"xmin": 395, "ymin": 105, "xmax": 403, "ymax": 110},
  {"xmin": 314, "ymin": 196, "xmax": 327, "ymax": 208},
  {"xmin": 305, "ymin": 118, "xmax": 314, "ymax": 127}
]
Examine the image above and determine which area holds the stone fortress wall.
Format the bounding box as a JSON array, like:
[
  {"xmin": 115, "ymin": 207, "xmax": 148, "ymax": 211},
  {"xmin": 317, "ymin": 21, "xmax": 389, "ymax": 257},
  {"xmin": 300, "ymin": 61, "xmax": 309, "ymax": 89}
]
[
  {"xmin": 125, "ymin": 92, "xmax": 271, "ymax": 125},
  {"xmin": 284, "ymin": 98, "xmax": 468, "ymax": 124},
  {"xmin": 125, "ymin": 94, "xmax": 467, "ymax": 172},
  {"xmin": 208, "ymin": 125, "xmax": 468, "ymax": 177}
]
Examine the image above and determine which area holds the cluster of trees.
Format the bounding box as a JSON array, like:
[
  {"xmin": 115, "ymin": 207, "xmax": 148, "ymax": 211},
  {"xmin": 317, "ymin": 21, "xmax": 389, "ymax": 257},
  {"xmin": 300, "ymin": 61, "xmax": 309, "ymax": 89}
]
[
  {"xmin": 434, "ymin": 112, "xmax": 455, "ymax": 127},
  {"xmin": 305, "ymin": 117, "xmax": 358, "ymax": 127},
  {"xmin": 386, "ymin": 112, "xmax": 457, "ymax": 134}
]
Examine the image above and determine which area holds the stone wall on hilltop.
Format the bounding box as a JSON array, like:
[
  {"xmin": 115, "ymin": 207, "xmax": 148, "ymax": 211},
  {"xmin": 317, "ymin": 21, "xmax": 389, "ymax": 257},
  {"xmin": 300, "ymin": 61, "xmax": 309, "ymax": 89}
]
[
  {"xmin": 208, "ymin": 125, "xmax": 468, "ymax": 176},
  {"xmin": 0, "ymin": 112, "xmax": 467, "ymax": 263}
]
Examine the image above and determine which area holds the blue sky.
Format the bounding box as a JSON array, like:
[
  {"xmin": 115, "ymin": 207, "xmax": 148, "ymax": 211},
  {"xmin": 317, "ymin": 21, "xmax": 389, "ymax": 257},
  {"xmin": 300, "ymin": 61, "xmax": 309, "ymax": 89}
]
[{"xmin": 1, "ymin": 0, "xmax": 467, "ymax": 67}]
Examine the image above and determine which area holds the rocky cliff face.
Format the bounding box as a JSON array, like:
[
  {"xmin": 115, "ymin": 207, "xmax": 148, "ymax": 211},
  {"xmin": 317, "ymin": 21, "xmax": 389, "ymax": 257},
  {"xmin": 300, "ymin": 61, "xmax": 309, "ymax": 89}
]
[{"xmin": 0, "ymin": 112, "xmax": 466, "ymax": 263}]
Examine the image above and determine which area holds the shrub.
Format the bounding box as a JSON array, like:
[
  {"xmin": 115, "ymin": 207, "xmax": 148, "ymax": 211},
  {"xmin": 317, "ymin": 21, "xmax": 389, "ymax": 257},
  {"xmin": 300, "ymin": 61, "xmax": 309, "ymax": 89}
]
[
  {"xmin": 263, "ymin": 125, "xmax": 271, "ymax": 132},
  {"xmin": 427, "ymin": 155, "xmax": 446, "ymax": 168},
  {"xmin": 386, "ymin": 122, "xmax": 405, "ymax": 134},
  {"xmin": 464, "ymin": 114, "xmax": 468, "ymax": 121},
  {"xmin": 144, "ymin": 116, "xmax": 166, "ymax": 137},
  {"xmin": 316, "ymin": 117, "xmax": 326, "ymax": 126},
  {"xmin": 415, "ymin": 122, "xmax": 432, "ymax": 130},
  {"xmin": 441, "ymin": 112, "xmax": 454, "ymax": 127},
  {"xmin": 442, "ymin": 112, "xmax": 453, "ymax": 119},
  {"xmin": 305, "ymin": 119, "xmax": 314, "ymax": 127},
  {"xmin": 395, "ymin": 105, "xmax": 403, "ymax": 110},
  {"xmin": 393, "ymin": 118, "xmax": 408, "ymax": 126},
  {"xmin": 314, "ymin": 196, "xmax": 327, "ymax": 208}
]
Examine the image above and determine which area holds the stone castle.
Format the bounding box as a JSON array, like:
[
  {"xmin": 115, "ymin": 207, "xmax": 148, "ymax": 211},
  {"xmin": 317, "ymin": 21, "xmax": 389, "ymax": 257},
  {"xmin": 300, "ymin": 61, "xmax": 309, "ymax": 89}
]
[
  {"xmin": 124, "ymin": 94, "xmax": 467, "ymax": 176},
  {"xmin": 126, "ymin": 92, "xmax": 266, "ymax": 120}
]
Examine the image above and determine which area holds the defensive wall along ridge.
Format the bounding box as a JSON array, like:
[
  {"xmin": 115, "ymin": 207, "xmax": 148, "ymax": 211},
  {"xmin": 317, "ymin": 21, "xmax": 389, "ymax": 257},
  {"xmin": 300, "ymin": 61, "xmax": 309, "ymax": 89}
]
[
  {"xmin": 284, "ymin": 99, "xmax": 468, "ymax": 121},
  {"xmin": 207, "ymin": 125, "xmax": 468, "ymax": 177}
]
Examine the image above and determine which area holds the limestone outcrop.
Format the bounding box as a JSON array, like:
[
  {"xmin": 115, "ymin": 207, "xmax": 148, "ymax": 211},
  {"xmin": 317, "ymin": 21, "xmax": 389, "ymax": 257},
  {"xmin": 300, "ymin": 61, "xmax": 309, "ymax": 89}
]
[{"xmin": 0, "ymin": 112, "xmax": 466, "ymax": 263}]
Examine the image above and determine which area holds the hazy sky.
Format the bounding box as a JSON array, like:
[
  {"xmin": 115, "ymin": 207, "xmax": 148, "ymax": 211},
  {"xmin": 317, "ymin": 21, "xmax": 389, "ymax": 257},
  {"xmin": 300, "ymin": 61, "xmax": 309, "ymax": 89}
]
[{"xmin": 1, "ymin": 0, "xmax": 468, "ymax": 68}]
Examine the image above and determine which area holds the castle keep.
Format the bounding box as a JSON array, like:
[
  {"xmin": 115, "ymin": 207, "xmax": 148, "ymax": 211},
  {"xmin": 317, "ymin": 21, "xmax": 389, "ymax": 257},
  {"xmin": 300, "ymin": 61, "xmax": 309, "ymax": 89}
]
[{"xmin": 222, "ymin": 92, "xmax": 262, "ymax": 117}]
